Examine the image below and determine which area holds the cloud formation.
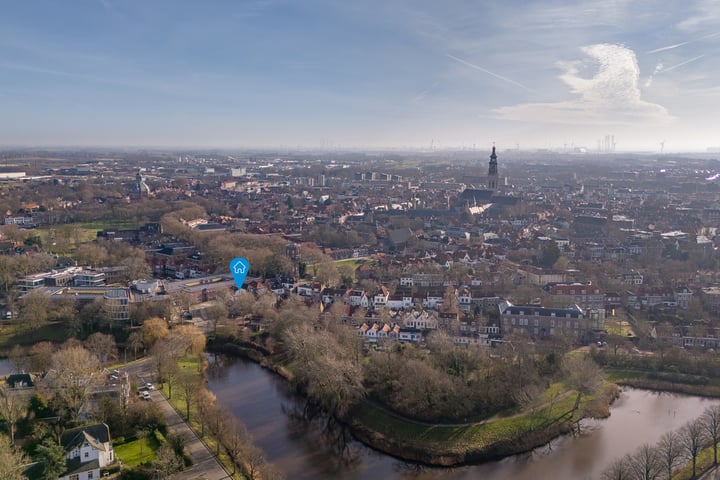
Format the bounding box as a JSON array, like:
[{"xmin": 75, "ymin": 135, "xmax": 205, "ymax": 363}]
[{"xmin": 497, "ymin": 44, "xmax": 671, "ymax": 126}]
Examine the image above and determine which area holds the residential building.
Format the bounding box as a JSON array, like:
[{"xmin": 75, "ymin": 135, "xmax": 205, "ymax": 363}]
[{"xmin": 59, "ymin": 423, "xmax": 114, "ymax": 480}]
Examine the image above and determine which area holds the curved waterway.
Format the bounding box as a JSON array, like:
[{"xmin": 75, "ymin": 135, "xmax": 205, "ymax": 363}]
[{"xmin": 206, "ymin": 355, "xmax": 720, "ymax": 480}]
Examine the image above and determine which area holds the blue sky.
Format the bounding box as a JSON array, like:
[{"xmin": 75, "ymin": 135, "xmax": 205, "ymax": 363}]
[{"xmin": 1, "ymin": 0, "xmax": 718, "ymax": 151}]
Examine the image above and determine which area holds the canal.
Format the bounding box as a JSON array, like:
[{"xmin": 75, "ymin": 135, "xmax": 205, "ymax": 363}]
[{"xmin": 206, "ymin": 355, "xmax": 719, "ymax": 480}]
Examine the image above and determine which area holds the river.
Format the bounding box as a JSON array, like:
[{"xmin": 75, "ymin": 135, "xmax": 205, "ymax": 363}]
[{"xmin": 206, "ymin": 355, "xmax": 720, "ymax": 480}]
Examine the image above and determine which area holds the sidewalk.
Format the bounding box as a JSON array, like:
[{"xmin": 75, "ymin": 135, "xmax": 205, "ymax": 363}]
[{"xmin": 150, "ymin": 390, "xmax": 231, "ymax": 480}]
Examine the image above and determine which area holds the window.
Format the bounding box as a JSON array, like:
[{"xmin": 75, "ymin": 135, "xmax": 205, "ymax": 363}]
[
  {"xmin": 70, "ymin": 475, "xmax": 79, "ymax": 480},
  {"xmin": 85, "ymin": 452, "xmax": 89, "ymax": 458},
  {"xmin": 88, "ymin": 472, "xmax": 93, "ymax": 479}
]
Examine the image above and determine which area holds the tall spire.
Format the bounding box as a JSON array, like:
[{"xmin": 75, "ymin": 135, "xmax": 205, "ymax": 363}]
[{"xmin": 487, "ymin": 144, "xmax": 498, "ymax": 190}]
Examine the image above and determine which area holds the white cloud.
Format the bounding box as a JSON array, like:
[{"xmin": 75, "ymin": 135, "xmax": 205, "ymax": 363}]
[{"xmin": 497, "ymin": 43, "xmax": 672, "ymax": 126}]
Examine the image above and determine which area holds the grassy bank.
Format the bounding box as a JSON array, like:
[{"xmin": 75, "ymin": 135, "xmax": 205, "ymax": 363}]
[
  {"xmin": 606, "ymin": 367, "xmax": 720, "ymax": 397},
  {"xmin": 348, "ymin": 383, "xmax": 617, "ymax": 466},
  {"xmin": 208, "ymin": 337, "xmax": 619, "ymax": 466}
]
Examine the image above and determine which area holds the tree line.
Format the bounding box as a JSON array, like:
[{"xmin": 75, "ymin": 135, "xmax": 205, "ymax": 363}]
[{"xmin": 601, "ymin": 404, "xmax": 720, "ymax": 479}]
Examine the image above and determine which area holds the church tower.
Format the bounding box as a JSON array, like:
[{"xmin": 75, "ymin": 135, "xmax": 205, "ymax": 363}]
[{"xmin": 487, "ymin": 145, "xmax": 498, "ymax": 190}]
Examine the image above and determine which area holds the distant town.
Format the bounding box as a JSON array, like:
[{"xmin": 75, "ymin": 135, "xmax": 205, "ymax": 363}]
[{"xmin": 3, "ymin": 146, "xmax": 720, "ymax": 479}]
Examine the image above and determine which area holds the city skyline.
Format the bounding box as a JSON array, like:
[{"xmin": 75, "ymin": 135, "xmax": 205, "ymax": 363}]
[{"xmin": 1, "ymin": 0, "xmax": 719, "ymax": 152}]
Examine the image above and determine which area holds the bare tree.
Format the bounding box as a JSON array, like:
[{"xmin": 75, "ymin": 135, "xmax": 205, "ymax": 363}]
[
  {"xmin": 657, "ymin": 431, "xmax": 683, "ymax": 480},
  {"xmin": 84, "ymin": 332, "xmax": 119, "ymax": 364},
  {"xmin": 49, "ymin": 345, "xmax": 102, "ymax": 422},
  {"xmin": 680, "ymin": 419, "xmax": 707, "ymax": 479},
  {"xmin": 28, "ymin": 342, "xmax": 54, "ymax": 374},
  {"xmin": 7, "ymin": 346, "xmax": 28, "ymax": 374},
  {"xmin": 205, "ymin": 303, "xmax": 228, "ymax": 337},
  {"xmin": 206, "ymin": 404, "xmax": 227, "ymax": 456},
  {"xmin": 0, "ymin": 433, "xmax": 29, "ymax": 480},
  {"xmin": 75, "ymin": 243, "xmax": 110, "ymax": 268},
  {"xmin": 0, "ymin": 385, "xmax": 29, "ymax": 444},
  {"xmin": 17, "ymin": 288, "xmax": 50, "ymax": 331},
  {"xmin": 562, "ymin": 354, "xmax": 603, "ymax": 413},
  {"xmin": 150, "ymin": 342, "xmax": 179, "ymax": 395},
  {"xmin": 244, "ymin": 442, "xmax": 268, "ymax": 480},
  {"xmin": 142, "ymin": 317, "xmax": 170, "ymax": 350},
  {"xmin": 127, "ymin": 331, "xmax": 144, "ymax": 359},
  {"xmin": 194, "ymin": 388, "xmax": 217, "ymax": 438},
  {"xmin": 176, "ymin": 370, "xmax": 200, "ymax": 420},
  {"xmin": 220, "ymin": 416, "xmax": 247, "ymax": 475},
  {"xmin": 601, "ymin": 455, "xmax": 632, "ymax": 480},
  {"xmin": 702, "ymin": 404, "xmax": 720, "ymax": 465},
  {"xmin": 170, "ymin": 325, "xmax": 206, "ymax": 357},
  {"xmin": 150, "ymin": 444, "xmax": 183, "ymax": 480},
  {"xmin": 628, "ymin": 443, "xmax": 661, "ymax": 480}
]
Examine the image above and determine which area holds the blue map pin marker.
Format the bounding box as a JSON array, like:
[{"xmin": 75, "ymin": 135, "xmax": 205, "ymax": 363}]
[{"xmin": 229, "ymin": 257, "xmax": 250, "ymax": 289}]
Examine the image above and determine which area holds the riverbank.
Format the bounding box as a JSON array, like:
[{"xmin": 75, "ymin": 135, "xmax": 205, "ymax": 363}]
[
  {"xmin": 208, "ymin": 338, "xmax": 620, "ymax": 467},
  {"xmin": 606, "ymin": 368, "xmax": 720, "ymax": 398}
]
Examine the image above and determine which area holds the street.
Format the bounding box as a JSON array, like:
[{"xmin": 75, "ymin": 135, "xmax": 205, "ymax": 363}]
[{"xmin": 121, "ymin": 358, "xmax": 231, "ymax": 480}]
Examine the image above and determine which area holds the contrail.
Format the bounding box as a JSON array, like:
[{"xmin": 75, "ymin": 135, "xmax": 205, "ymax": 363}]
[
  {"xmin": 647, "ymin": 41, "xmax": 691, "ymax": 54},
  {"xmin": 661, "ymin": 54, "xmax": 705, "ymax": 72},
  {"xmin": 648, "ymin": 31, "xmax": 720, "ymax": 54},
  {"xmin": 446, "ymin": 53, "xmax": 534, "ymax": 92}
]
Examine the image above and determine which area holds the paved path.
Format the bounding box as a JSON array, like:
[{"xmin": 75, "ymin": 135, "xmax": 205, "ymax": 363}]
[
  {"xmin": 700, "ymin": 465, "xmax": 720, "ymax": 480},
  {"xmin": 150, "ymin": 390, "xmax": 231, "ymax": 480}
]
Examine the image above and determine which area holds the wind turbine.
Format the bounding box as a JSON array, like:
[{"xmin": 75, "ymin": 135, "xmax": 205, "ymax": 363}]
[{"xmin": 660, "ymin": 140, "xmax": 665, "ymax": 153}]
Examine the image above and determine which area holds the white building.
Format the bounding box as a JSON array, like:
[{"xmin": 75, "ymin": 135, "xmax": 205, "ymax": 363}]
[{"xmin": 59, "ymin": 423, "xmax": 115, "ymax": 480}]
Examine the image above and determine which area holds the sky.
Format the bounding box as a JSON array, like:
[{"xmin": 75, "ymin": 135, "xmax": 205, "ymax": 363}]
[{"xmin": 1, "ymin": 0, "xmax": 719, "ymax": 152}]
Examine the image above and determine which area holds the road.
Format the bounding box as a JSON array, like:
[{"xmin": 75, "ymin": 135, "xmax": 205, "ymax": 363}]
[
  {"xmin": 121, "ymin": 358, "xmax": 231, "ymax": 480},
  {"xmin": 150, "ymin": 389, "xmax": 230, "ymax": 480}
]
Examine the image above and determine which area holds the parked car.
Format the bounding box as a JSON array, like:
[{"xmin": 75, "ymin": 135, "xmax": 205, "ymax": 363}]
[
  {"xmin": 142, "ymin": 391, "xmax": 151, "ymax": 401},
  {"xmin": 145, "ymin": 383, "xmax": 155, "ymax": 391}
]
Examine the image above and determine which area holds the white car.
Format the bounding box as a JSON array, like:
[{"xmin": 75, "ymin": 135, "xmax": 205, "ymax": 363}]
[
  {"xmin": 146, "ymin": 383, "xmax": 155, "ymax": 390},
  {"xmin": 142, "ymin": 391, "xmax": 151, "ymax": 400}
]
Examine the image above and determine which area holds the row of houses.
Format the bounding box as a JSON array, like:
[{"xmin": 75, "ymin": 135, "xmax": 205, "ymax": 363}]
[{"xmin": 355, "ymin": 309, "xmax": 501, "ymax": 347}]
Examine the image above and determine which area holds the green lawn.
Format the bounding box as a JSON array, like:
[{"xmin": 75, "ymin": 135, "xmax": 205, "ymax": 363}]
[
  {"xmin": 74, "ymin": 221, "xmax": 142, "ymax": 231},
  {"xmin": 113, "ymin": 435, "xmax": 160, "ymax": 467}
]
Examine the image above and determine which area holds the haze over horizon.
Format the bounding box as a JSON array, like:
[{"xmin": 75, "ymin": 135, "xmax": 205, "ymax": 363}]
[{"xmin": 1, "ymin": 0, "xmax": 719, "ymax": 152}]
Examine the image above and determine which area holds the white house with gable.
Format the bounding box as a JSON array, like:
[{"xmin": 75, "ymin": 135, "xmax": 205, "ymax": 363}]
[{"xmin": 59, "ymin": 423, "xmax": 114, "ymax": 480}]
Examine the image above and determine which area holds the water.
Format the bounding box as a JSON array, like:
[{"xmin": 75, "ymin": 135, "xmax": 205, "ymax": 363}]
[
  {"xmin": 0, "ymin": 358, "xmax": 13, "ymax": 376},
  {"xmin": 206, "ymin": 355, "xmax": 720, "ymax": 480}
]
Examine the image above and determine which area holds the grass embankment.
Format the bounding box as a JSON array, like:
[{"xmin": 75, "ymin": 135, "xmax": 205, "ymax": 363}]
[
  {"xmin": 350, "ymin": 382, "xmax": 617, "ymax": 465},
  {"xmin": 160, "ymin": 355, "xmax": 243, "ymax": 480},
  {"xmin": 605, "ymin": 367, "xmax": 720, "ymax": 397}
]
